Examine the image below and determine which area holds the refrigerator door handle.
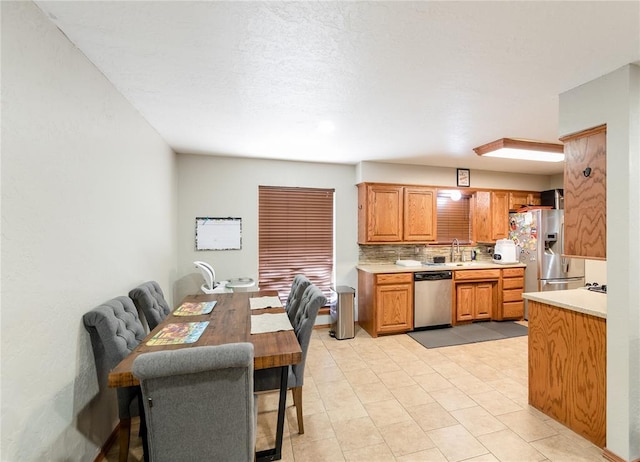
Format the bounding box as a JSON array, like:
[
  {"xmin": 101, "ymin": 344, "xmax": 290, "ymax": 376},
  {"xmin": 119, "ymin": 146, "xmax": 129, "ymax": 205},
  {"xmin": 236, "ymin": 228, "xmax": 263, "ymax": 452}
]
[
  {"xmin": 545, "ymin": 280, "xmax": 570, "ymax": 285},
  {"xmin": 560, "ymin": 221, "xmax": 569, "ymax": 272}
]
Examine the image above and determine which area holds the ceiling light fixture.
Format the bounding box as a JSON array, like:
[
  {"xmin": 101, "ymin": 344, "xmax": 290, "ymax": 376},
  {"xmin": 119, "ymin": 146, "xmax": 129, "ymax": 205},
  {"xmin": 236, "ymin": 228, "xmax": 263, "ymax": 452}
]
[{"xmin": 473, "ymin": 138, "xmax": 564, "ymax": 162}]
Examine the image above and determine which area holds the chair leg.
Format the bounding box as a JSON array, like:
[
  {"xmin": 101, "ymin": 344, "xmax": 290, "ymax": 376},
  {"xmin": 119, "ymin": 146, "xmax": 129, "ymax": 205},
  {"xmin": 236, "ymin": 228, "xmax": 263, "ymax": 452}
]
[
  {"xmin": 118, "ymin": 418, "xmax": 131, "ymax": 462},
  {"xmin": 292, "ymin": 386, "xmax": 304, "ymax": 434}
]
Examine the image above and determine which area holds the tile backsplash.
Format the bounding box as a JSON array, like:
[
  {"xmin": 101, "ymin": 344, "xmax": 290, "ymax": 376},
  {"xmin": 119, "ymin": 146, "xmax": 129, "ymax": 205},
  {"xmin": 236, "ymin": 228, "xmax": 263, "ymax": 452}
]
[{"xmin": 358, "ymin": 244, "xmax": 495, "ymax": 264}]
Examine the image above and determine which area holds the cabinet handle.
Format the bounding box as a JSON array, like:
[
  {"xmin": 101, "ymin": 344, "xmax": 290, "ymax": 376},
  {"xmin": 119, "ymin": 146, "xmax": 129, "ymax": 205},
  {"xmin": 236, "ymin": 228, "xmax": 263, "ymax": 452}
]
[{"xmin": 583, "ymin": 167, "xmax": 592, "ymax": 177}]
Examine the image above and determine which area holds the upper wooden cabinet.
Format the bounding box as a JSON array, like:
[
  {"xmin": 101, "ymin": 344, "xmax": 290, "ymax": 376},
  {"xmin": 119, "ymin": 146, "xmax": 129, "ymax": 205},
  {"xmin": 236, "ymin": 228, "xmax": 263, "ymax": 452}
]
[
  {"xmin": 560, "ymin": 124, "xmax": 607, "ymax": 259},
  {"xmin": 508, "ymin": 191, "xmax": 541, "ymax": 211},
  {"xmin": 358, "ymin": 183, "xmax": 436, "ymax": 244},
  {"xmin": 473, "ymin": 191, "xmax": 509, "ymax": 242},
  {"xmin": 358, "ymin": 183, "xmax": 403, "ymax": 242},
  {"xmin": 491, "ymin": 191, "xmax": 509, "ymax": 240},
  {"xmin": 403, "ymin": 187, "xmax": 437, "ymax": 241}
]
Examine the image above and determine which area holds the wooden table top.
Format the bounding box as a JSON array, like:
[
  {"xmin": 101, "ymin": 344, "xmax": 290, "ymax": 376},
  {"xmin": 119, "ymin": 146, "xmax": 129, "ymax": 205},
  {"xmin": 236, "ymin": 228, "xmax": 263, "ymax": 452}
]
[{"xmin": 108, "ymin": 290, "xmax": 302, "ymax": 388}]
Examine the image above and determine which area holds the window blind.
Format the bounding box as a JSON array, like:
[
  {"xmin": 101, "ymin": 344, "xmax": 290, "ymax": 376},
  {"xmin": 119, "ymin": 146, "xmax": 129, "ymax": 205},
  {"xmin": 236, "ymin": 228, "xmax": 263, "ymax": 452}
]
[
  {"xmin": 258, "ymin": 186, "xmax": 335, "ymax": 300},
  {"xmin": 436, "ymin": 194, "xmax": 471, "ymax": 243}
]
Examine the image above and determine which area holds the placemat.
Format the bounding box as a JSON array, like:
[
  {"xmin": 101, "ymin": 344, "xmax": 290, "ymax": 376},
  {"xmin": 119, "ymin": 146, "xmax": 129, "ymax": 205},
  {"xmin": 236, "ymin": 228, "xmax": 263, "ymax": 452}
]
[
  {"xmin": 249, "ymin": 296, "xmax": 283, "ymax": 310},
  {"xmin": 250, "ymin": 312, "xmax": 293, "ymax": 334},
  {"xmin": 146, "ymin": 321, "xmax": 209, "ymax": 346},
  {"xmin": 173, "ymin": 301, "xmax": 217, "ymax": 316}
]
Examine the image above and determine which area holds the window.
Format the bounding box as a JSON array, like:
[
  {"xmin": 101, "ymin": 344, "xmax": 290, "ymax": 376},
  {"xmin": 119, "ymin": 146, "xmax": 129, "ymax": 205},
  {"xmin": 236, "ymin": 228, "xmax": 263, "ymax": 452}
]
[
  {"xmin": 258, "ymin": 186, "xmax": 334, "ymax": 300},
  {"xmin": 436, "ymin": 193, "xmax": 471, "ymax": 243}
]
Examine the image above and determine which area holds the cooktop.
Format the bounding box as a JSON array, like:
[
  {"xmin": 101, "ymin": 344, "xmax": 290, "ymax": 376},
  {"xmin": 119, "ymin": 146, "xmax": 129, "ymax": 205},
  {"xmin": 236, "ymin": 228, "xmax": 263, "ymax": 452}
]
[{"xmin": 585, "ymin": 282, "xmax": 607, "ymax": 294}]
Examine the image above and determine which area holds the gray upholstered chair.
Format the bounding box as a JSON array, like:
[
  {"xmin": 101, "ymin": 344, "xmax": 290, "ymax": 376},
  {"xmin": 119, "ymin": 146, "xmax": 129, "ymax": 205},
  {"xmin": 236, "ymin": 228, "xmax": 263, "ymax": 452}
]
[
  {"xmin": 285, "ymin": 274, "xmax": 312, "ymax": 324},
  {"xmin": 83, "ymin": 296, "xmax": 147, "ymax": 462},
  {"xmin": 254, "ymin": 284, "xmax": 326, "ymax": 434},
  {"xmin": 128, "ymin": 281, "xmax": 171, "ymax": 331},
  {"xmin": 132, "ymin": 343, "xmax": 256, "ymax": 462}
]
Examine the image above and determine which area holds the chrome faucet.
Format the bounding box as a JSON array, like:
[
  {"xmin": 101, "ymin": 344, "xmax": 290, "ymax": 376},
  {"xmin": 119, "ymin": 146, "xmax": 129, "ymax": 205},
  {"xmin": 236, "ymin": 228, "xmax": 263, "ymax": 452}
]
[{"xmin": 450, "ymin": 238, "xmax": 461, "ymax": 262}]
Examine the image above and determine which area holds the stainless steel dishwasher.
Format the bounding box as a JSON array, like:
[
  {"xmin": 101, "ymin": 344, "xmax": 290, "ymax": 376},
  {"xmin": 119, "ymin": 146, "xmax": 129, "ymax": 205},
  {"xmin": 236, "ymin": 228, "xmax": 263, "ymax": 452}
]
[{"xmin": 414, "ymin": 271, "xmax": 453, "ymax": 329}]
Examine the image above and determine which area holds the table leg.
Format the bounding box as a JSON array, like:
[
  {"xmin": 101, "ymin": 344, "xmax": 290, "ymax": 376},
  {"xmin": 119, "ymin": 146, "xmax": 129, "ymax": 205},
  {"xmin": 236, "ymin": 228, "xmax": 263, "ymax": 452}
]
[{"xmin": 256, "ymin": 366, "xmax": 288, "ymax": 462}]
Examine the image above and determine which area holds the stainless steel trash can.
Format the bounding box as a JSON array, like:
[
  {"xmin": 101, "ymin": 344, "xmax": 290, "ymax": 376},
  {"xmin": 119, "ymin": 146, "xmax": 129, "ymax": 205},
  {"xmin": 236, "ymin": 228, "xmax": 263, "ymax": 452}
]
[{"xmin": 330, "ymin": 286, "xmax": 355, "ymax": 340}]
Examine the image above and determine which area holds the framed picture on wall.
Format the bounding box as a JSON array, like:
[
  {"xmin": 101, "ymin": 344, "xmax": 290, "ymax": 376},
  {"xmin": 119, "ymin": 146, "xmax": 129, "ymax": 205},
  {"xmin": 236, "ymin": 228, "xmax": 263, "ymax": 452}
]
[{"xmin": 457, "ymin": 168, "xmax": 470, "ymax": 187}]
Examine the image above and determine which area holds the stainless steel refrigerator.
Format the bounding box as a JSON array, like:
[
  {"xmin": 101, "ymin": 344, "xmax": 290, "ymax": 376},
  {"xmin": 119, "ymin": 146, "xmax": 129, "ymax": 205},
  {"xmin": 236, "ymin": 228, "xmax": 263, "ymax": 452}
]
[{"xmin": 509, "ymin": 209, "xmax": 585, "ymax": 318}]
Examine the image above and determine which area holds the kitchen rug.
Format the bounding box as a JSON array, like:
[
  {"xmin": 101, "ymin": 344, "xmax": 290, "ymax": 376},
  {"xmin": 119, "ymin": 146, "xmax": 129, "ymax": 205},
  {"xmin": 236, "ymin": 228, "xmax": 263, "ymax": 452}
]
[{"xmin": 407, "ymin": 321, "xmax": 527, "ymax": 349}]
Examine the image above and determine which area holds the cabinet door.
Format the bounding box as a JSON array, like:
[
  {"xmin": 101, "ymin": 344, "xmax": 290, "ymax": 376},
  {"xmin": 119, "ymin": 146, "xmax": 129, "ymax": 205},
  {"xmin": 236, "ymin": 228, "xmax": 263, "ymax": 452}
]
[
  {"xmin": 376, "ymin": 283, "xmax": 413, "ymax": 333},
  {"xmin": 474, "ymin": 283, "xmax": 493, "ymax": 319},
  {"xmin": 561, "ymin": 125, "xmax": 606, "ymax": 259},
  {"xmin": 364, "ymin": 184, "xmax": 403, "ymax": 242},
  {"xmin": 528, "ymin": 193, "xmax": 542, "ymax": 206},
  {"xmin": 403, "ymin": 187, "xmax": 437, "ymax": 241},
  {"xmin": 491, "ymin": 191, "xmax": 509, "ymax": 240},
  {"xmin": 509, "ymin": 191, "xmax": 530, "ymax": 211},
  {"xmin": 456, "ymin": 284, "xmax": 475, "ymax": 322},
  {"xmin": 473, "ymin": 191, "xmax": 492, "ymax": 243}
]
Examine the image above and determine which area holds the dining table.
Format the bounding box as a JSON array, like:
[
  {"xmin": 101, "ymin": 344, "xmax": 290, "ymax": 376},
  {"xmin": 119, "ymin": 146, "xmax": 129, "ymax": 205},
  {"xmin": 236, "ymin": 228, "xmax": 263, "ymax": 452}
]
[{"xmin": 108, "ymin": 289, "xmax": 302, "ymax": 462}]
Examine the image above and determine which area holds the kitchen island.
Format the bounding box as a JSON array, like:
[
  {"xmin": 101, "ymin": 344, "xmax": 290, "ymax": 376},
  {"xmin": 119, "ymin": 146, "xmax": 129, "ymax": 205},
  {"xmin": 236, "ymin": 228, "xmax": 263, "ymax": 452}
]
[{"xmin": 523, "ymin": 289, "xmax": 607, "ymax": 448}]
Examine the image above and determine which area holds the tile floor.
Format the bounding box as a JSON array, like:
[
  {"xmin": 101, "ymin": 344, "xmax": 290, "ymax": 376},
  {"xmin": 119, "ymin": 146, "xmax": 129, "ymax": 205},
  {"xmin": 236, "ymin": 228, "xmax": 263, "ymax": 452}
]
[{"xmin": 107, "ymin": 324, "xmax": 606, "ymax": 462}]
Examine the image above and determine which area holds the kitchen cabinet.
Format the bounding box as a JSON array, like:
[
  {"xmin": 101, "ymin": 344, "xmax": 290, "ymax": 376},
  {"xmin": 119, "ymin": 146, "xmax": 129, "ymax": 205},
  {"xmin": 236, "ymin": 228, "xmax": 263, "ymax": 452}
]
[
  {"xmin": 455, "ymin": 282, "xmax": 493, "ymax": 322},
  {"xmin": 358, "ymin": 183, "xmax": 403, "ymax": 243},
  {"xmin": 560, "ymin": 124, "xmax": 606, "ymax": 259},
  {"xmin": 452, "ymin": 269, "xmax": 500, "ymax": 324},
  {"xmin": 358, "ymin": 183, "xmax": 436, "ymax": 244},
  {"xmin": 508, "ymin": 191, "xmax": 542, "ymax": 211},
  {"xmin": 357, "ymin": 270, "xmax": 413, "ymax": 337},
  {"xmin": 403, "ymin": 187, "xmax": 437, "ymax": 241},
  {"xmin": 498, "ymin": 267, "xmax": 524, "ymax": 319},
  {"xmin": 528, "ymin": 300, "xmax": 606, "ymax": 447},
  {"xmin": 472, "ymin": 191, "xmax": 509, "ymax": 242}
]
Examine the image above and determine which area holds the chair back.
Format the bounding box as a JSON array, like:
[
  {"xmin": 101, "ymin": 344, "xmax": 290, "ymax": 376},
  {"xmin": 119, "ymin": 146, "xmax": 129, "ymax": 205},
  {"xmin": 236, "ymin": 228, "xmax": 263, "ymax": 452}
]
[
  {"xmin": 291, "ymin": 284, "xmax": 327, "ymax": 386},
  {"xmin": 132, "ymin": 343, "xmax": 256, "ymax": 462},
  {"xmin": 128, "ymin": 281, "xmax": 171, "ymax": 331},
  {"xmin": 83, "ymin": 296, "xmax": 146, "ymax": 418},
  {"xmin": 285, "ymin": 274, "xmax": 312, "ymax": 323}
]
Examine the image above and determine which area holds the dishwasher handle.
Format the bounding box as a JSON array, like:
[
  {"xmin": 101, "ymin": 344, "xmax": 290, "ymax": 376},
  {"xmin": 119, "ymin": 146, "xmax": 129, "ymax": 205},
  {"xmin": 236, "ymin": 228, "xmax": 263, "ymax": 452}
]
[{"xmin": 414, "ymin": 271, "xmax": 452, "ymax": 281}]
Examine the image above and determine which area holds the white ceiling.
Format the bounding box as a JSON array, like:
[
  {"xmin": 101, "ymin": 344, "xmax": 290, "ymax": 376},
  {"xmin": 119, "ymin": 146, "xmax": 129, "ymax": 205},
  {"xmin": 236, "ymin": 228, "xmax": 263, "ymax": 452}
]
[{"xmin": 35, "ymin": 1, "xmax": 640, "ymax": 175}]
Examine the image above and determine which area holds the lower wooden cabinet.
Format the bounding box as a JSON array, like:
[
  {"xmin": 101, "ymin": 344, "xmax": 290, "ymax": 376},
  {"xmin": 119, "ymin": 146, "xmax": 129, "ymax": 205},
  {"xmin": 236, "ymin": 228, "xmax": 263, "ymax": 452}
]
[
  {"xmin": 359, "ymin": 265, "xmax": 526, "ymax": 333},
  {"xmin": 456, "ymin": 282, "xmax": 493, "ymax": 322},
  {"xmin": 498, "ymin": 267, "xmax": 525, "ymax": 320},
  {"xmin": 528, "ymin": 301, "xmax": 606, "ymax": 447},
  {"xmin": 357, "ymin": 270, "xmax": 413, "ymax": 337},
  {"xmin": 453, "ymin": 269, "xmax": 500, "ymax": 324}
]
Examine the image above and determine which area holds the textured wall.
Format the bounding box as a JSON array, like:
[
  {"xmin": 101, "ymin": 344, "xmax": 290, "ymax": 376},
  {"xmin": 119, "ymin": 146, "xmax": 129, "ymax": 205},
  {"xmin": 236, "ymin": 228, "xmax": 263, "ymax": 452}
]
[
  {"xmin": 175, "ymin": 154, "xmax": 359, "ymax": 306},
  {"xmin": 1, "ymin": 3, "xmax": 177, "ymax": 460}
]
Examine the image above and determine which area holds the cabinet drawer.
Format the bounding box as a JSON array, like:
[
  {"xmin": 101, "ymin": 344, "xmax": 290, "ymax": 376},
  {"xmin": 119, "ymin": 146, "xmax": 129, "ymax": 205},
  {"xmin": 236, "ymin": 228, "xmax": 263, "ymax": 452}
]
[
  {"xmin": 503, "ymin": 301, "xmax": 524, "ymax": 318},
  {"xmin": 376, "ymin": 273, "xmax": 413, "ymax": 284},
  {"xmin": 503, "ymin": 277, "xmax": 524, "ymax": 289},
  {"xmin": 503, "ymin": 289, "xmax": 523, "ymax": 302},
  {"xmin": 502, "ymin": 267, "xmax": 525, "ymax": 278},
  {"xmin": 454, "ymin": 269, "xmax": 501, "ymax": 281}
]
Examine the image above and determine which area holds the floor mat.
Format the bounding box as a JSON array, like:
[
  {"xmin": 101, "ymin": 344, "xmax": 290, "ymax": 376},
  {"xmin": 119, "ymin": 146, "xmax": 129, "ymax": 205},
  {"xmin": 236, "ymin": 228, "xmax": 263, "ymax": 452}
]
[{"xmin": 407, "ymin": 321, "xmax": 528, "ymax": 349}]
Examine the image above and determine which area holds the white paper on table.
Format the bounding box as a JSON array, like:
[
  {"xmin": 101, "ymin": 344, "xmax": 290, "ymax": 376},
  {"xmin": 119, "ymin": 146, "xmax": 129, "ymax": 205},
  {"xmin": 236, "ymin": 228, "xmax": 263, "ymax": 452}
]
[
  {"xmin": 250, "ymin": 312, "xmax": 293, "ymax": 335},
  {"xmin": 249, "ymin": 296, "xmax": 283, "ymax": 310}
]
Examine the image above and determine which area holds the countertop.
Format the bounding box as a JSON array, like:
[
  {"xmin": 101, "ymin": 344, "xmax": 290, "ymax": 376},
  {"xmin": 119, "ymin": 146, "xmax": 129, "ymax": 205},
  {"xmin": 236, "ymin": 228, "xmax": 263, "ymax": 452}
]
[
  {"xmin": 523, "ymin": 289, "xmax": 607, "ymax": 319},
  {"xmin": 356, "ymin": 262, "xmax": 526, "ymax": 274}
]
